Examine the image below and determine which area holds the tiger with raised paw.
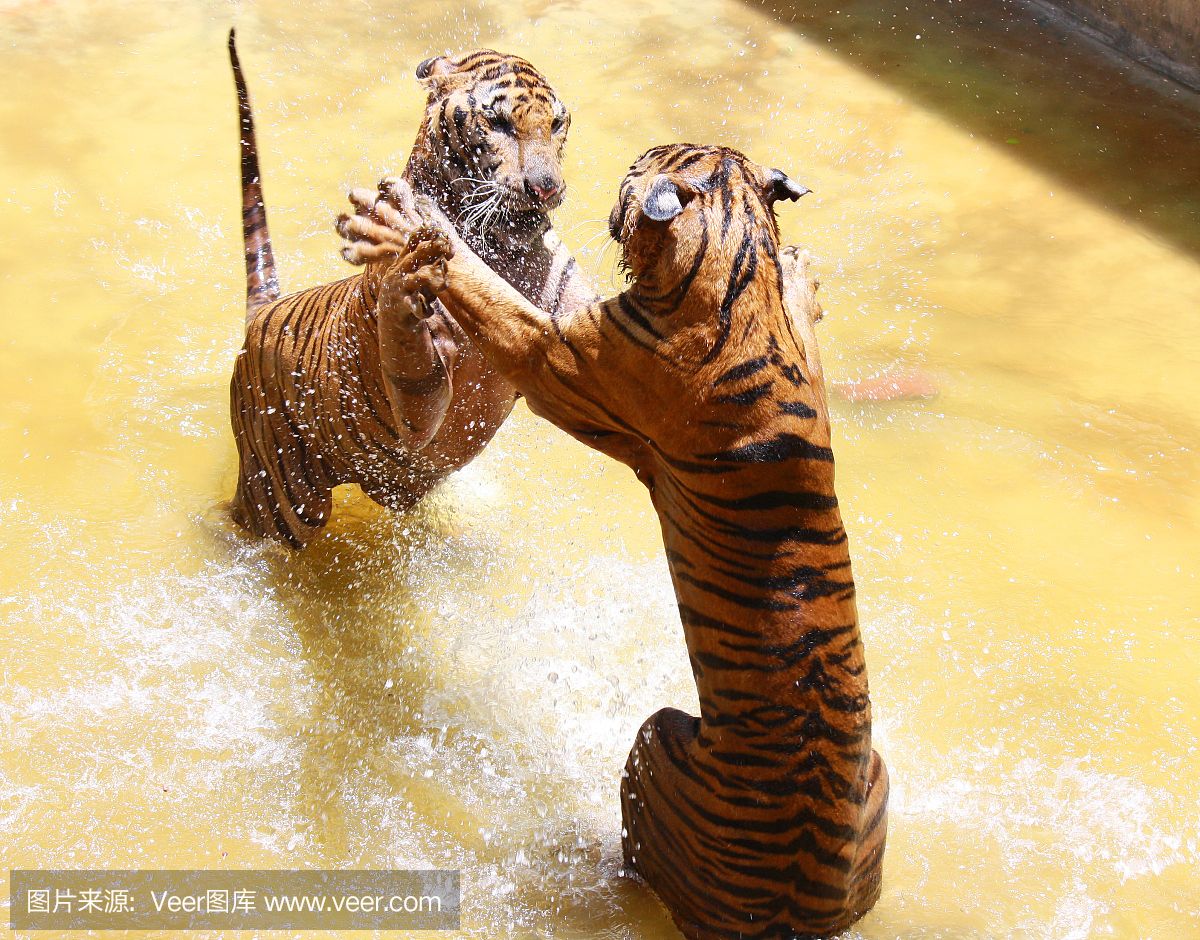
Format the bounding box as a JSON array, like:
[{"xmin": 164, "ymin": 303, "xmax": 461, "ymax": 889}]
[
  {"xmin": 226, "ymin": 34, "xmax": 593, "ymax": 547},
  {"xmin": 339, "ymin": 145, "xmax": 888, "ymax": 939}
]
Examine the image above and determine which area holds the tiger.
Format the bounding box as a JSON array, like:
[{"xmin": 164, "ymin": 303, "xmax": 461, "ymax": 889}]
[
  {"xmin": 226, "ymin": 31, "xmax": 593, "ymax": 547},
  {"xmin": 337, "ymin": 144, "xmax": 889, "ymax": 939}
]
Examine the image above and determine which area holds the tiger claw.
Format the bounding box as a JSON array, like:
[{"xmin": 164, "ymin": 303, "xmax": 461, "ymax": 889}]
[
  {"xmin": 372, "ymin": 198, "xmax": 413, "ymax": 234},
  {"xmin": 340, "ymin": 178, "xmax": 449, "ymax": 270},
  {"xmin": 401, "ymin": 225, "xmax": 455, "ymax": 267},
  {"xmin": 348, "ymin": 187, "xmax": 379, "ymax": 216},
  {"xmin": 379, "ymin": 268, "xmax": 435, "ymax": 323},
  {"xmin": 338, "ymin": 212, "xmax": 407, "ymax": 247},
  {"xmin": 341, "ymin": 240, "xmax": 404, "ymax": 266},
  {"xmin": 378, "ymin": 176, "xmax": 419, "ymax": 216},
  {"xmin": 375, "ymin": 225, "xmax": 451, "ymax": 319},
  {"xmin": 390, "ymin": 226, "xmax": 452, "ymax": 296}
]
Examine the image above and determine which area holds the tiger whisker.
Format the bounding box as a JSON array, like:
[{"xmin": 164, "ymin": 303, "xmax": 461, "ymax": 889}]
[
  {"xmin": 459, "ymin": 184, "xmax": 501, "ymax": 211},
  {"xmin": 459, "ymin": 187, "xmax": 498, "ymax": 217},
  {"xmin": 560, "ymin": 218, "xmax": 610, "ymax": 241},
  {"xmin": 480, "ymin": 191, "xmax": 507, "ymax": 235},
  {"xmin": 575, "ymin": 225, "xmax": 615, "ymax": 258},
  {"xmin": 459, "ymin": 189, "xmax": 504, "ymax": 235}
]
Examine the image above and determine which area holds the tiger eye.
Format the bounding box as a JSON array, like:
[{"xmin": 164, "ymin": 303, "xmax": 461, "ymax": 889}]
[{"xmin": 483, "ymin": 107, "xmax": 513, "ymax": 134}]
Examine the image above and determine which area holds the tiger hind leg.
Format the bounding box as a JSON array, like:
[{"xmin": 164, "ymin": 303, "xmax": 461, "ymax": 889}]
[
  {"xmin": 620, "ymin": 707, "xmax": 885, "ymax": 939},
  {"xmin": 229, "ymin": 433, "xmax": 333, "ymax": 549},
  {"xmin": 845, "ymin": 749, "xmax": 888, "ymax": 921},
  {"xmin": 620, "ymin": 707, "xmax": 751, "ymax": 940}
]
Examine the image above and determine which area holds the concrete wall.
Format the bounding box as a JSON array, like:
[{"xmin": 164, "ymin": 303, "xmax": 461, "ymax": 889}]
[{"xmin": 1028, "ymin": 0, "xmax": 1200, "ymax": 90}]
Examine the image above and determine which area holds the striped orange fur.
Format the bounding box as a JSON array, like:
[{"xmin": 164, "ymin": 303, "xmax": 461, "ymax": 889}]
[
  {"xmin": 226, "ymin": 36, "xmax": 593, "ymax": 546},
  {"xmin": 341, "ymin": 145, "xmax": 888, "ymax": 938}
]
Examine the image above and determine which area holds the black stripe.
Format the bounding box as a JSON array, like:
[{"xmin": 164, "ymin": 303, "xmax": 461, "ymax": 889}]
[
  {"xmin": 714, "ymin": 381, "xmax": 772, "ymax": 407},
  {"xmin": 696, "ymin": 432, "xmax": 834, "ymax": 465},
  {"xmin": 713, "ymin": 355, "xmax": 769, "ymax": 386},
  {"xmin": 689, "ymin": 488, "xmax": 838, "ymax": 513},
  {"xmin": 701, "ymin": 227, "xmax": 757, "ymax": 364},
  {"xmin": 617, "ymin": 294, "xmax": 663, "ymax": 339},
  {"xmin": 779, "ymin": 400, "xmax": 818, "ymax": 418}
]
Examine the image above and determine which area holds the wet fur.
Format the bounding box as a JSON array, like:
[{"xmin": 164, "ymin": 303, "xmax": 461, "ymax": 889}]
[
  {"xmin": 226, "ymin": 39, "xmax": 592, "ymax": 546},
  {"xmin": 342, "ymin": 144, "xmax": 888, "ymax": 938}
]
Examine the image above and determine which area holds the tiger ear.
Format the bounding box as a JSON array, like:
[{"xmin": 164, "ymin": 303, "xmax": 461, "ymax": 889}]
[
  {"xmin": 643, "ymin": 175, "xmax": 685, "ymax": 222},
  {"xmin": 415, "ymin": 55, "xmax": 454, "ymax": 86},
  {"xmin": 766, "ymin": 168, "xmax": 811, "ymax": 204}
]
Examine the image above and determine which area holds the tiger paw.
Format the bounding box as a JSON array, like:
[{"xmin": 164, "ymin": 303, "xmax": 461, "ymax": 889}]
[
  {"xmin": 338, "ymin": 177, "xmax": 424, "ymax": 266},
  {"xmin": 377, "ymin": 225, "xmax": 454, "ymax": 325},
  {"xmin": 780, "ymin": 244, "xmax": 823, "ymax": 325}
]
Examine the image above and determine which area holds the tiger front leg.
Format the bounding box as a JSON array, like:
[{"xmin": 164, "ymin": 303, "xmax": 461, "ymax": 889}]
[
  {"xmin": 334, "ymin": 186, "xmax": 459, "ymax": 448},
  {"xmin": 373, "ymin": 228, "xmax": 460, "ymax": 449},
  {"xmin": 778, "ymin": 243, "xmax": 939, "ymax": 405},
  {"xmin": 366, "ymin": 199, "xmax": 559, "ymax": 391},
  {"xmin": 341, "ymin": 178, "xmax": 607, "ymax": 438},
  {"xmin": 779, "ymin": 245, "xmax": 827, "ymax": 399}
]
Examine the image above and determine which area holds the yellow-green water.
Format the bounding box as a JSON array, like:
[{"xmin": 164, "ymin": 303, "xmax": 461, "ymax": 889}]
[{"xmin": 2, "ymin": 0, "xmax": 1199, "ymax": 937}]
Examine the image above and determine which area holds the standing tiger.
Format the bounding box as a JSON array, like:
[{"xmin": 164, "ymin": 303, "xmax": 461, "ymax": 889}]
[
  {"xmin": 226, "ymin": 32, "xmax": 593, "ymax": 547},
  {"xmin": 338, "ymin": 144, "xmax": 888, "ymax": 939}
]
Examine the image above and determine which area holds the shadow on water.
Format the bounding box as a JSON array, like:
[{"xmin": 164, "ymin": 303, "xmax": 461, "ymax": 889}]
[
  {"xmin": 751, "ymin": 0, "xmax": 1200, "ymax": 258},
  {"xmin": 243, "ymin": 489, "xmax": 471, "ymax": 856},
  {"xmin": 210, "ymin": 487, "xmax": 680, "ymax": 935}
]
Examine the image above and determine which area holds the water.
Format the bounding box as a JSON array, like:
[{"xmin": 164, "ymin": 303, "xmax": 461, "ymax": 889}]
[{"xmin": 2, "ymin": 0, "xmax": 1199, "ymax": 937}]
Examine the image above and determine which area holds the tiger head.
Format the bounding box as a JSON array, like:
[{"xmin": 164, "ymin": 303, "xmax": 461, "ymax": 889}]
[
  {"xmin": 608, "ymin": 144, "xmax": 810, "ymax": 283},
  {"xmin": 414, "ymin": 50, "xmax": 570, "ymax": 225}
]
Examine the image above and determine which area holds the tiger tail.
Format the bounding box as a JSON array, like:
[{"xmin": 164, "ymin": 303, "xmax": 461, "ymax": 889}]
[{"xmin": 228, "ymin": 28, "xmax": 280, "ymax": 326}]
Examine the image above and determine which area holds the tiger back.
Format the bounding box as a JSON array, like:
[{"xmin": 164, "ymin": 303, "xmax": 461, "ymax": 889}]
[{"xmin": 341, "ymin": 144, "xmax": 889, "ymax": 938}]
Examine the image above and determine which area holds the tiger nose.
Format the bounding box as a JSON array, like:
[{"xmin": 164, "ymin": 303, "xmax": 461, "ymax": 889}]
[{"xmin": 525, "ymin": 176, "xmax": 563, "ymax": 204}]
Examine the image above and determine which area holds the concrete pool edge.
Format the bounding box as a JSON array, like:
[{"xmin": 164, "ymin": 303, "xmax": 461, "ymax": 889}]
[{"xmin": 1020, "ymin": 0, "xmax": 1200, "ymax": 94}]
